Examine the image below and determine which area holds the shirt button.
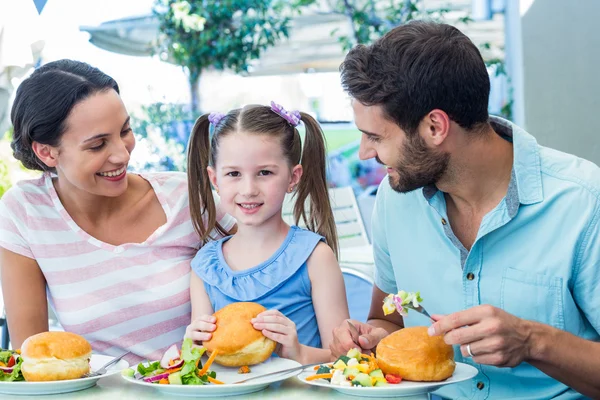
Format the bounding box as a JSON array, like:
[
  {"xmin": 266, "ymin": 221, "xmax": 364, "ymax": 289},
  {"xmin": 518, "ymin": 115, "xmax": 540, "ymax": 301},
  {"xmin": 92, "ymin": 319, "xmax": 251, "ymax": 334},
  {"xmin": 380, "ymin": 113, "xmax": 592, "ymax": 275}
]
[
  {"xmin": 114, "ymin": 247, "xmax": 124, "ymax": 254},
  {"xmin": 477, "ymin": 381, "xmax": 485, "ymax": 390},
  {"xmin": 441, "ymin": 218, "xmax": 447, "ymax": 225},
  {"xmin": 466, "ymin": 272, "xmax": 475, "ymax": 281}
]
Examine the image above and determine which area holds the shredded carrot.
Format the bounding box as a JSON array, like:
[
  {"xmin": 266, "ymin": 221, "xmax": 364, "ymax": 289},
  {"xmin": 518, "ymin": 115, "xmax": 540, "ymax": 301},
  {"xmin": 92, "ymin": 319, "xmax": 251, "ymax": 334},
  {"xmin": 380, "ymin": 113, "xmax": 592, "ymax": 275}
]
[
  {"xmin": 238, "ymin": 365, "xmax": 251, "ymax": 374},
  {"xmin": 167, "ymin": 367, "xmax": 182, "ymax": 374},
  {"xmin": 0, "ymin": 362, "xmax": 5, "ymax": 367},
  {"xmin": 15, "ymin": 349, "xmax": 21, "ymax": 354},
  {"xmin": 158, "ymin": 378, "xmax": 169, "ymax": 384},
  {"xmin": 313, "ymin": 366, "xmax": 320, "ymax": 370},
  {"xmin": 195, "ymin": 358, "xmax": 201, "ymax": 369},
  {"xmin": 207, "ymin": 376, "xmax": 224, "ymax": 385},
  {"xmin": 198, "ymin": 349, "xmax": 218, "ymax": 376},
  {"xmin": 305, "ymin": 373, "xmax": 333, "ymax": 381}
]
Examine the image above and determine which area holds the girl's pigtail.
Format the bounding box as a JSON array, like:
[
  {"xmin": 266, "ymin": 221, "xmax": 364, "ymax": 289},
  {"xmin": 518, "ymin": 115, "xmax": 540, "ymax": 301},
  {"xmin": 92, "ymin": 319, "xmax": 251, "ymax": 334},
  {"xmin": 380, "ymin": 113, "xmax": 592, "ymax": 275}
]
[
  {"xmin": 187, "ymin": 114, "xmax": 228, "ymax": 244},
  {"xmin": 294, "ymin": 113, "xmax": 339, "ymax": 258}
]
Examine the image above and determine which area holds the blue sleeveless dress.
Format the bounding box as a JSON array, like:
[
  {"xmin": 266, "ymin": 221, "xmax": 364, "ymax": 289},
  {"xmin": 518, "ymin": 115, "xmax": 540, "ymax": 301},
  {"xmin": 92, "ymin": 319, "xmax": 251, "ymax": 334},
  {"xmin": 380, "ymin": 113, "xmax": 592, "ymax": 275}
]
[{"xmin": 191, "ymin": 226, "xmax": 324, "ymax": 348}]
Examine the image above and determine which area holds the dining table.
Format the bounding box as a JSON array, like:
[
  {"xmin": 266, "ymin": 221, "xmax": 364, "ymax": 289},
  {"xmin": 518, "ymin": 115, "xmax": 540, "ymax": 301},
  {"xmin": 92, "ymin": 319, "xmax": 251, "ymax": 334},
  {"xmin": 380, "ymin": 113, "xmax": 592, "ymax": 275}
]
[{"xmin": 11, "ymin": 373, "xmax": 434, "ymax": 400}]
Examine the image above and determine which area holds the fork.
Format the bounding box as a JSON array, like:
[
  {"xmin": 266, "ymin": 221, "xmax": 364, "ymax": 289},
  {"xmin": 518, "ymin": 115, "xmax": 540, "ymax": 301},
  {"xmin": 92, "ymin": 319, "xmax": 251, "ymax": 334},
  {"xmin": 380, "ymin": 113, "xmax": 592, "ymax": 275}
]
[
  {"xmin": 408, "ymin": 304, "xmax": 433, "ymax": 321},
  {"xmin": 83, "ymin": 351, "xmax": 130, "ymax": 378},
  {"xmin": 231, "ymin": 362, "xmax": 324, "ymax": 384}
]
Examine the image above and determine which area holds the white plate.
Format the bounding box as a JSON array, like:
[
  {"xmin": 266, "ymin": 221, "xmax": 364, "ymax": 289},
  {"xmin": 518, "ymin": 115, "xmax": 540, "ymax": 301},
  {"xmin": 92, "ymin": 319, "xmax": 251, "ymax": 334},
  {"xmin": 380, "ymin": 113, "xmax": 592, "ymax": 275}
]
[
  {"xmin": 297, "ymin": 362, "xmax": 478, "ymax": 398},
  {"xmin": 123, "ymin": 357, "xmax": 301, "ymax": 397},
  {"xmin": 0, "ymin": 354, "xmax": 129, "ymax": 396}
]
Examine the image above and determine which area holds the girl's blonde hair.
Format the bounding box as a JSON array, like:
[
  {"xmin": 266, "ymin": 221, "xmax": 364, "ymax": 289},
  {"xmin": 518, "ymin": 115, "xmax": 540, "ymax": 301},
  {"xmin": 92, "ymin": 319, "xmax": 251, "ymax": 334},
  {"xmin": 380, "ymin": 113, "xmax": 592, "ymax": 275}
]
[{"xmin": 187, "ymin": 104, "xmax": 338, "ymax": 258}]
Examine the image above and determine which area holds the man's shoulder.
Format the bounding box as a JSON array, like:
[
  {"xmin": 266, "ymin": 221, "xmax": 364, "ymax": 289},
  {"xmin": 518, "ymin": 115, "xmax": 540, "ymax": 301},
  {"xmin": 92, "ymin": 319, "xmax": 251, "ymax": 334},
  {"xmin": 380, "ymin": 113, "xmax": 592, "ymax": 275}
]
[{"xmin": 539, "ymin": 145, "xmax": 600, "ymax": 201}]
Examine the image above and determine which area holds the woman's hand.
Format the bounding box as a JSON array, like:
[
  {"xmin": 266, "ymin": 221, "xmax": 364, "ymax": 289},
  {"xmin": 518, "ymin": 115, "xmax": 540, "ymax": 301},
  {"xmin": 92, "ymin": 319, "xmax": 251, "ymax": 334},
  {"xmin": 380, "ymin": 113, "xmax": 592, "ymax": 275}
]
[
  {"xmin": 185, "ymin": 314, "xmax": 217, "ymax": 344},
  {"xmin": 252, "ymin": 310, "xmax": 303, "ymax": 363}
]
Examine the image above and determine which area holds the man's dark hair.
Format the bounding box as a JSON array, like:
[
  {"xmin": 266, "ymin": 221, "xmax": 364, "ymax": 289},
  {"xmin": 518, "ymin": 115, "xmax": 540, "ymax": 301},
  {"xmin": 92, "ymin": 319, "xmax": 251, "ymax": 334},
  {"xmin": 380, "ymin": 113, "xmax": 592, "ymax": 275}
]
[{"xmin": 340, "ymin": 20, "xmax": 490, "ymax": 135}]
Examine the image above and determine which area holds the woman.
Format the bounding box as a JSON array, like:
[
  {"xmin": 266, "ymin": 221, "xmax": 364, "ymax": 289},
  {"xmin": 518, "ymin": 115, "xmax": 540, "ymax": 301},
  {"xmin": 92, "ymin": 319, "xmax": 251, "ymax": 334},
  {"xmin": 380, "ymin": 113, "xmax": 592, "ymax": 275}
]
[{"xmin": 0, "ymin": 60, "xmax": 234, "ymax": 363}]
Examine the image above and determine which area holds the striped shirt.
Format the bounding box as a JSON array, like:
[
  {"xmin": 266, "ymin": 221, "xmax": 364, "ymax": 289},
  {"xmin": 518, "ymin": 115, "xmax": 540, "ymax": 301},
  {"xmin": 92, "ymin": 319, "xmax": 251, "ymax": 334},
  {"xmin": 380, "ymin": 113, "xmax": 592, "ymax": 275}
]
[{"xmin": 0, "ymin": 172, "xmax": 234, "ymax": 363}]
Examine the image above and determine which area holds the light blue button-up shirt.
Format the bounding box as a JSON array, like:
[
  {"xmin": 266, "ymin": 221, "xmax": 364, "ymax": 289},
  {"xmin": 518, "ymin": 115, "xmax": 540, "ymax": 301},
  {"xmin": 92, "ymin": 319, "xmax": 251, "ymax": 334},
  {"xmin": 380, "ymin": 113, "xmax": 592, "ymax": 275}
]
[{"xmin": 372, "ymin": 116, "xmax": 600, "ymax": 399}]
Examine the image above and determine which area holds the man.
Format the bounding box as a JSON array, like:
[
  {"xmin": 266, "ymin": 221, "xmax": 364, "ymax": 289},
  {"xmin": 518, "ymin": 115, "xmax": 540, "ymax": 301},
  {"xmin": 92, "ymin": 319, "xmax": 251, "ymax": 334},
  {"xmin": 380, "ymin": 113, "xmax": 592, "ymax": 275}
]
[{"xmin": 331, "ymin": 21, "xmax": 600, "ymax": 399}]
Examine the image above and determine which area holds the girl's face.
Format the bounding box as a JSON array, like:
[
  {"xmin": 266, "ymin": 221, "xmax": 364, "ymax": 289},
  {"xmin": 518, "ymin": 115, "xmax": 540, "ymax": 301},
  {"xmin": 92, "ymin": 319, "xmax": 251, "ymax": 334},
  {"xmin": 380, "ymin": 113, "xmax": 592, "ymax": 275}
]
[
  {"xmin": 208, "ymin": 132, "xmax": 302, "ymax": 228},
  {"xmin": 38, "ymin": 90, "xmax": 135, "ymax": 198}
]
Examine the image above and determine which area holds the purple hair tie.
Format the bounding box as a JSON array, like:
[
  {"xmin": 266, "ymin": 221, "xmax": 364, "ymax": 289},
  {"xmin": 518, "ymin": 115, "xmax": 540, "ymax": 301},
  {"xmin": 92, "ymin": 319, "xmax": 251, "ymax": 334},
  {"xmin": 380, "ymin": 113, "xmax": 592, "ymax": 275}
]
[
  {"xmin": 208, "ymin": 112, "xmax": 225, "ymax": 126},
  {"xmin": 270, "ymin": 101, "xmax": 301, "ymax": 127}
]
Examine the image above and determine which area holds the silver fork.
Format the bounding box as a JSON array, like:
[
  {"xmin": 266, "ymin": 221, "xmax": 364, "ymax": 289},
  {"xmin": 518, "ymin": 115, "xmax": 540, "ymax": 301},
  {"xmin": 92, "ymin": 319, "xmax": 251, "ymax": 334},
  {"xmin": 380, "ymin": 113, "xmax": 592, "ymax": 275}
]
[
  {"xmin": 231, "ymin": 362, "xmax": 324, "ymax": 384},
  {"xmin": 407, "ymin": 304, "xmax": 434, "ymax": 321},
  {"xmin": 83, "ymin": 351, "xmax": 130, "ymax": 378}
]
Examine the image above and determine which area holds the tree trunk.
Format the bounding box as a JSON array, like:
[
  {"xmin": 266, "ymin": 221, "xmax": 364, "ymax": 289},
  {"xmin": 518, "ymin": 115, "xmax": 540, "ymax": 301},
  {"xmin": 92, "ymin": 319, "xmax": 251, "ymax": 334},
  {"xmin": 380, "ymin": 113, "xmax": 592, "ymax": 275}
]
[{"xmin": 190, "ymin": 76, "xmax": 200, "ymax": 113}]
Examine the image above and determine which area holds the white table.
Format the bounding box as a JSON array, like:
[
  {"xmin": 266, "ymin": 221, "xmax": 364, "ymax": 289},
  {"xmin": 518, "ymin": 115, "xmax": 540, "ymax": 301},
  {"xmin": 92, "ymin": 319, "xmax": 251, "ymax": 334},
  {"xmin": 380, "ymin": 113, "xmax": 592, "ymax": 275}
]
[{"xmin": 12, "ymin": 374, "xmax": 431, "ymax": 400}]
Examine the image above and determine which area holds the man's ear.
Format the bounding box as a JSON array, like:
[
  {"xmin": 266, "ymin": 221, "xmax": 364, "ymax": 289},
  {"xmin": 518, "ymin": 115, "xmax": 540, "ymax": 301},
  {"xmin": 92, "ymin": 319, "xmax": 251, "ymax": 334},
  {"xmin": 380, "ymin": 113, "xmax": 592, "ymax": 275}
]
[
  {"xmin": 423, "ymin": 109, "xmax": 450, "ymax": 146},
  {"xmin": 31, "ymin": 142, "xmax": 58, "ymax": 168}
]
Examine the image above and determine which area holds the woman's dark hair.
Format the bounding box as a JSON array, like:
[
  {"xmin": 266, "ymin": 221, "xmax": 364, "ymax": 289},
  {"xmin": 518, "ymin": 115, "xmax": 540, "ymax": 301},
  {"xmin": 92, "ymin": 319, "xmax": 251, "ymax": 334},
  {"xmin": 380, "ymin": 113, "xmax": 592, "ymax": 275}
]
[
  {"xmin": 187, "ymin": 105, "xmax": 339, "ymax": 258},
  {"xmin": 340, "ymin": 21, "xmax": 490, "ymax": 135},
  {"xmin": 10, "ymin": 59, "xmax": 120, "ymax": 171}
]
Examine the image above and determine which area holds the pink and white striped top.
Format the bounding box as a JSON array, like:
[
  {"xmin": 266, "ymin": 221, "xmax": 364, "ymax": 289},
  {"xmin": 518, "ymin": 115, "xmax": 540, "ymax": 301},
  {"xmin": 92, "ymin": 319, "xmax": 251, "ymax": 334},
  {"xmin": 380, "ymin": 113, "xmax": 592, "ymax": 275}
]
[{"xmin": 0, "ymin": 172, "xmax": 234, "ymax": 363}]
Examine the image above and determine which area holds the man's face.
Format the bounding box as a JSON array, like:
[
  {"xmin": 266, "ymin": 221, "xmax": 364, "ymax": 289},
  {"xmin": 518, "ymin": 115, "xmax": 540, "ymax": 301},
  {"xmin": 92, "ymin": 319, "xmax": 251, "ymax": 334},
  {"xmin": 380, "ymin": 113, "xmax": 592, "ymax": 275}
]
[{"xmin": 352, "ymin": 101, "xmax": 449, "ymax": 193}]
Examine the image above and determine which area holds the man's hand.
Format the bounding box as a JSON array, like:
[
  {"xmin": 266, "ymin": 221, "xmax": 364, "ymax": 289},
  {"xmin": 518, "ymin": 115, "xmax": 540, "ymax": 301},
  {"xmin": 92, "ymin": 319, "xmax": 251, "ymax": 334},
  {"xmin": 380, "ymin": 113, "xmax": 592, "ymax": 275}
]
[
  {"xmin": 330, "ymin": 319, "xmax": 389, "ymax": 358},
  {"xmin": 428, "ymin": 305, "xmax": 533, "ymax": 367}
]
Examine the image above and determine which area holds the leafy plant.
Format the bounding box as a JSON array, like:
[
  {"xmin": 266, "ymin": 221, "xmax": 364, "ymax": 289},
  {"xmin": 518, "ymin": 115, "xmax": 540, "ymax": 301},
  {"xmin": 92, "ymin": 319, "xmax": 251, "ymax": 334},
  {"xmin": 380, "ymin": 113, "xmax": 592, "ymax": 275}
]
[
  {"xmin": 129, "ymin": 103, "xmax": 193, "ymax": 172},
  {"xmin": 153, "ymin": 0, "xmax": 298, "ymax": 111}
]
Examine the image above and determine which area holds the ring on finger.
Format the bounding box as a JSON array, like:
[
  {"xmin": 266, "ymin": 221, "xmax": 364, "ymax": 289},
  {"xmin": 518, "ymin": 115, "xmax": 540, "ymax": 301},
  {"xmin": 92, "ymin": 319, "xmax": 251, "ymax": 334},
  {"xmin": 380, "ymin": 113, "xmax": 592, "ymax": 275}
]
[{"xmin": 466, "ymin": 343, "xmax": 474, "ymax": 358}]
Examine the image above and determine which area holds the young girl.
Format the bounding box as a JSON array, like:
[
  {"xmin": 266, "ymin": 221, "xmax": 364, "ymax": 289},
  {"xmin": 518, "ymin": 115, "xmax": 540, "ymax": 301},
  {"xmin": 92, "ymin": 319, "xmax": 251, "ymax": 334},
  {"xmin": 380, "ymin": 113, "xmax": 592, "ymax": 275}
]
[{"xmin": 184, "ymin": 102, "xmax": 350, "ymax": 364}]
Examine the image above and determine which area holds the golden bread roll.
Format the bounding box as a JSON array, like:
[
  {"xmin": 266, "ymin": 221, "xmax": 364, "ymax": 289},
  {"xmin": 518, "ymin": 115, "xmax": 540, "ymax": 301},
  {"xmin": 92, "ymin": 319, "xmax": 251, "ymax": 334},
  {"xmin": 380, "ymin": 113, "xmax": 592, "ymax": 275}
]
[
  {"xmin": 21, "ymin": 331, "xmax": 92, "ymax": 382},
  {"xmin": 376, "ymin": 326, "xmax": 455, "ymax": 382},
  {"xmin": 203, "ymin": 302, "xmax": 277, "ymax": 367}
]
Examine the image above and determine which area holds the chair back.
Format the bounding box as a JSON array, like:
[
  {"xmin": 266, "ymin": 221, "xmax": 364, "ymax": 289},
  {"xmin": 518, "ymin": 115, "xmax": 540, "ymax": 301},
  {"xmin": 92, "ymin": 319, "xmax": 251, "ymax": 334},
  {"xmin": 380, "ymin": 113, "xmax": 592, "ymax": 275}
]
[
  {"xmin": 282, "ymin": 186, "xmax": 370, "ymax": 248},
  {"xmin": 342, "ymin": 267, "xmax": 373, "ymax": 323}
]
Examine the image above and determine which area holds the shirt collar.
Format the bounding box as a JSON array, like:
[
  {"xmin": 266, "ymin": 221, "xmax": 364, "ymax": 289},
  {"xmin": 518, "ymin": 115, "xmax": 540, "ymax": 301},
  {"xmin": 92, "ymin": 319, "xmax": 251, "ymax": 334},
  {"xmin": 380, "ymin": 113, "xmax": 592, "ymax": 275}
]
[{"xmin": 422, "ymin": 116, "xmax": 543, "ymax": 206}]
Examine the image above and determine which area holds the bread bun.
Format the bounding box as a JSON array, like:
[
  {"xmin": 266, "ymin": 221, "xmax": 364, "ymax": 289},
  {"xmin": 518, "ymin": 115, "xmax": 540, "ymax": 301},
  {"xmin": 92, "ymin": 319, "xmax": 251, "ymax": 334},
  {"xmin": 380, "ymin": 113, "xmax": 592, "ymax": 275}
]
[
  {"xmin": 203, "ymin": 302, "xmax": 277, "ymax": 367},
  {"xmin": 376, "ymin": 326, "xmax": 455, "ymax": 382},
  {"xmin": 21, "ymin": 332, "xmax": 92, "ymax": 381}
]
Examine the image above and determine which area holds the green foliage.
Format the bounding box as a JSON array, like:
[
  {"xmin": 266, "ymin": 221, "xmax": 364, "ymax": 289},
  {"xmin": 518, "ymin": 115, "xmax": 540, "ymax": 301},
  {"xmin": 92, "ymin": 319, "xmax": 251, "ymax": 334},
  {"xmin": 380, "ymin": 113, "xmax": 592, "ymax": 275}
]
[
  {"xmin": 302, "ymin": 0, "xmax": 450, "ymax": 51},
  {"xmin": 129, "ymin": 103, "xmax": 193, "ymax": 172},
  {"xmin": 0, "ymin": 159, "xmax": 10, "ymax": 199},
  {"xmin": 153, "ymin": 0, "xmax": 297, "ymax": 110}
]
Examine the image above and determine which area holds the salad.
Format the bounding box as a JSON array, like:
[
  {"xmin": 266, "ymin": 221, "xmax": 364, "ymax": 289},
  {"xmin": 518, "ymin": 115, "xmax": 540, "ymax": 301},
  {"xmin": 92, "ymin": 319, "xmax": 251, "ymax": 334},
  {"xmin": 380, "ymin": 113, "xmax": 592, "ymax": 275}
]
[
  {"xmin": 383, "ymin": 290, "xmax": 423, "ymax": 317},
  {"xmin": 305, "ymin": 348, "xmax": 402, "ymax": 387},
  {"xmin": 122, "ymin": 339, "xmax": 223, "ymax": 385},
  {"xmin": 0, "ymin": 349, "xmax": 23, "ymax": 382}
]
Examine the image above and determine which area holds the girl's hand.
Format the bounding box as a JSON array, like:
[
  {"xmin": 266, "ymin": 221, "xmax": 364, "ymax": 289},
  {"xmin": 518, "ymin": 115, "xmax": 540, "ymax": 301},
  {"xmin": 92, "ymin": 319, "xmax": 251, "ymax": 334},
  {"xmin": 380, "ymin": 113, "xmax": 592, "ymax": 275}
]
[
  {"xmin": 252, "ymin": 310, "xmax": 303, "ymax": 363},
  {"xmin": 185, "ymin": 314, "xmax": 217, "ymax": 344}
]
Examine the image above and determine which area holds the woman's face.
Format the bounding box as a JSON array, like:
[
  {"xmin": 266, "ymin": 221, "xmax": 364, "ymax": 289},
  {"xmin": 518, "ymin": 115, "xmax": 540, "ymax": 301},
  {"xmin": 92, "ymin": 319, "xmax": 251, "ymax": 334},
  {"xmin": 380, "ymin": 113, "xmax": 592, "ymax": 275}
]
[{"xmin": 52, "ymin": 89, "xmax": 135, "ymax": 197}]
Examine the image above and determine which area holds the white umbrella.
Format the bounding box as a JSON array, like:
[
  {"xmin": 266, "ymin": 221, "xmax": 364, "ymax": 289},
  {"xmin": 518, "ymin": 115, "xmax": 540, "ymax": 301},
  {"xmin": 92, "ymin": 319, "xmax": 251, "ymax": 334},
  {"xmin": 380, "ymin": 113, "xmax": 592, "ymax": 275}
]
[{"xmin": 0, "ymin": 0, "xmax": 45, "ymax": 135}]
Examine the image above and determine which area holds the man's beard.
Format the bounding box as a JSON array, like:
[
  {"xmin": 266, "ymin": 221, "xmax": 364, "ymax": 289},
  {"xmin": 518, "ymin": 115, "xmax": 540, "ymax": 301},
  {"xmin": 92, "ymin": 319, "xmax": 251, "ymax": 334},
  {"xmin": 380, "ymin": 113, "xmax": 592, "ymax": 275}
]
[{"xmin": 387, "ymin": 134, "xmax": 450, "ymax": 193}]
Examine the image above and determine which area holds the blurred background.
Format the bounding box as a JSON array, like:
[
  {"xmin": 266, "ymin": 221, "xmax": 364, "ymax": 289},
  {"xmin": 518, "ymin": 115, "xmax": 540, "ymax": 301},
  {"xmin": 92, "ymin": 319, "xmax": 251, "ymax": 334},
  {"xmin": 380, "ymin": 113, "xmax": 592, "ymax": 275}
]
[{"xmin": 1, "ymin": 0, "xmax": 599, "ymax": 208}]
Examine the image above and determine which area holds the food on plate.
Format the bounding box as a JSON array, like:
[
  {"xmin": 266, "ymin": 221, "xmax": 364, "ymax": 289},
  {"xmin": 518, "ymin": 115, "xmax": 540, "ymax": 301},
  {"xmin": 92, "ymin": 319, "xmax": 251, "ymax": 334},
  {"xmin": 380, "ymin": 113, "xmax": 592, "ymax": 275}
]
[
  {"xmin": 123, "ymin": 338, "xmax": 222, "ymax": 385},
  {"xmin": 382, "ymin": 290, "xmax": 423, "ymax": 316},
  {"xmin": 376, "ymin": 327, "xmax": 455, "ymax": 382},
  {"xmin": 238, "ymin": 365, "xmax": 251, "ymax": 374},
  {"xmin": 20, "ymin": 331, "xmax": 92, "ymax": 382},
  {"xmin": 203, "ymin": 302, "xmax": 276, "ymax": 367},
  {"xmin": 305, "ymin": 348, "xmax": 401, "ymax": 387},
  {"xmin": 0, "ymin": 349, "xmax": 23, "ymax": 382}
]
